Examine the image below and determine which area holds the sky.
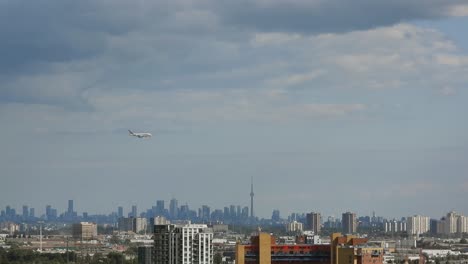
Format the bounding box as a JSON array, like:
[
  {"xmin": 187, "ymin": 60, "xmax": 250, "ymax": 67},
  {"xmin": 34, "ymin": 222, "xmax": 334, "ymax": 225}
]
[{"xmin": 1, "ymin": 0, "xmax": 468, "ymax": 220}]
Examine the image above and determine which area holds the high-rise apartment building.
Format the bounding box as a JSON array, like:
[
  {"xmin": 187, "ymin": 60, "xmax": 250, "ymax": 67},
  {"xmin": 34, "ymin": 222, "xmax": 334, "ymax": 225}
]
[
  {"xmin": 118, "ymin": 206, "xmax": 124, "ymax": 218},
  {"xmin": 444, "ymin": 211, "xmax": 459, "ymax": 234},
  {"xmin": 384, "ymin": 220, "xmax": 406, "ymax": 233},
  {"xmin": 437, "ymin": 212, "xmax": 468, "ymax": 235},
  {"xmin": 306, "ymin": 212, "xmax": 321, "ymax": 234},
  {"xmin": 286, "ymin": 220, "xmax": 303, "ymax": 233},
  {"xmin": 342, "ymin": 212, "xmax": 357, "ymax": 234},
  {"xmin": 154, "ymin": 223, "xmax": 213, "ymax": 264},
  {"xmin": 406, "ymin": 215, "xmax": 430, "ymax": 235}
]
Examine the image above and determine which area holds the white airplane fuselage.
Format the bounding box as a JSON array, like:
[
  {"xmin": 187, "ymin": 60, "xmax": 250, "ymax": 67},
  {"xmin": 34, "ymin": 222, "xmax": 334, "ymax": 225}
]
[{"xmin": 129, "ymin": 130, "xmax": 152, "ymax": 138}]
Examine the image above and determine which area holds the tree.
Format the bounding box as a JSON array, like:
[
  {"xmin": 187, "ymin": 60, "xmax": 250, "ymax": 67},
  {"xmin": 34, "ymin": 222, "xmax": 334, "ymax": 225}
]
[
  {"xmin": 460, "ymin": 238, "xmax": 467, "ymax": 244},
  {"xmin": 214, "ymin": 253, "xmax": 223, "ymax": 264}
]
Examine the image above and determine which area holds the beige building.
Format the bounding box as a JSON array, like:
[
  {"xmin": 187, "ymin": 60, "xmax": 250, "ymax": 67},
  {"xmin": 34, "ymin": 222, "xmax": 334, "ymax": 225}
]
[
  {"xmin": 72, "ymin": 222, "xmax": 97, "ymax": 240},
  {"xmin": 406, "ymin": 215, "xmax": 430, "ymax": 236}
]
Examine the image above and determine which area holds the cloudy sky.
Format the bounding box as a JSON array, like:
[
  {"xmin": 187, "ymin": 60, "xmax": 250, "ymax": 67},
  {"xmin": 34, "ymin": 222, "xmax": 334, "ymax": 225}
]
[{"xmin": 1, "ymin": 0, "xmax": 468, "ymax": 219}]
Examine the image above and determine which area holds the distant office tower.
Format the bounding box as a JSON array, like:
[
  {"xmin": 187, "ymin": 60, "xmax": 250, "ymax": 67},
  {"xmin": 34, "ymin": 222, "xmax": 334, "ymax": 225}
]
[
  {"xmin": 68, "ymin": 200, "xmax": 74, "ymax": 215},
  {"xmin": 154, "ymin": 224, "xmax": 213, "ymax": 264},
  {"xmin": 46, "ymin": 205, "xmax": 51, "ymax": 219},
  {"xmin": 169, "ymin": 199, "xmax": 178, "ymax": 219},
  {"xmin": 242, "ymin": 206, "xmax": 249, "ymax": 219},
  {"xmin": 22, "ymin": 205, "xmax": 29, "ymax": 219},
  {"xmin": 250, "ymin": 177, "xmax": 254, "ymax": 219},
  {"xmin": 156, "ymin": 200, "xmax": 165, "ymax": 215},
  {"xmin": 306, "ymin": 212, "xmax": 321, "ymax": 234},
  {"xmin": 128, "ymin": 205, "xmax": 138, "ymax": 217},
  {"xmin": 272, "ymin": 210, "xmax": 280, "ymax": 222},
  {"xmin": 230, "ymin": 205, "xmax": 236, "ymax": 219},
  {"xmin": 46, "ymin": 205, "xmax": 57, "ymax": 221},
  {"xmin": 72, "ymin": 222, "xmax": 97, "ymax": 240},
  {"xmin": 201, "ymin": 205, "xmax": 210, "ymax": 221},
  {"xmin": 138, "ymin": 246, "xmax": 153, "ymax": 264},
  {"xmin": 29, "ymin": 208, "xmax": 35, "ymax": 218},
  {"xmin": 118, "ymin": 206, "xmax": 123, "ymax": 218},
  {"xmin": 342, "ymin": 212, "xmax": 357, "ymax": 234},
  {"xmin": 406, "ymin": 215, "xmax": 430, "ymax": 235},
  {"xmin": 224, "ymin": 207, "xmax": 230, "ymax": 219}
]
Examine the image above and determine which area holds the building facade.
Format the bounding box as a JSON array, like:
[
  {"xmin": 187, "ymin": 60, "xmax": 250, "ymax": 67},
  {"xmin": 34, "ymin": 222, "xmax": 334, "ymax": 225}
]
[
  {"xmin": 154, "ymin": 223, "xmax": 213, "ymax": 264},
  {"xmin": 72, "ymin": 222, "xmax": 97, "ymax": 240},
  {"xmin": 236, "ymin": 232, "xmax": 383, "ymax": 264},
  {"xmin": 406, "ymin": 215, "xmax": 430, "ymax": 236},
  {"xmin": 306, "ymin": 212, "xmax": 321, "ymax": 234},
  {"xmin": 342, "ymin": 212, "xmax": 357, "ymax": 234}
]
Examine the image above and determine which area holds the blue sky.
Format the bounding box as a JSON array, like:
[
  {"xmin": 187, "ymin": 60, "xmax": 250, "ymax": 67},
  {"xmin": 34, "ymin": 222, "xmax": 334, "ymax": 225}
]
[{"xmin": 1, "ymin": 0, "xmax": 468, "ymax": 219}]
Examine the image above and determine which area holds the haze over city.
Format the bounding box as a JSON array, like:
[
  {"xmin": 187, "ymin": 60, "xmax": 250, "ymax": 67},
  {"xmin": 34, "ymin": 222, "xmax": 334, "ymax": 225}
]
[{"xmin": 1, "ymin": 0, "xmax": 468, "ymax": 219}]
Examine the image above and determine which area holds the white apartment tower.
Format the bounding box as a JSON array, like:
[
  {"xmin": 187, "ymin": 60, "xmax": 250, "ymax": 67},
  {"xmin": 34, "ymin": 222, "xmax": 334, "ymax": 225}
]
[
  {"xmin": 154, "ymin": 223, "xmax": 213, "ymax": 264},
  {"xmin": 406, "ymin": 215, "xmax": 430, "ymax": 236},
  {"xmin": 439, "ymin": 212, "xmax": 468, "ymax": 235}
]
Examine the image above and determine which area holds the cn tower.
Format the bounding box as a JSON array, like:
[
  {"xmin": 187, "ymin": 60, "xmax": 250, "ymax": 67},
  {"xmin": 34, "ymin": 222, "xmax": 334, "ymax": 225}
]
[{"xmin": 250, "ymin": 177, "xmax": 254, "ymax": 219}]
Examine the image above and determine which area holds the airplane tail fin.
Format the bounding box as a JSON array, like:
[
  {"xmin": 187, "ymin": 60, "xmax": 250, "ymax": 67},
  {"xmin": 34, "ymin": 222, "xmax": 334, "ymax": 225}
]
[{"xmin": 128, "ymin": 130, "xmax": 135, "ymax": 135}]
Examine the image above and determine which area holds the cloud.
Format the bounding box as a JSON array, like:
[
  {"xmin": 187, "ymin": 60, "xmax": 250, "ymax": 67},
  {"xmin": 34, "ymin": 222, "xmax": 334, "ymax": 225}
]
[
  {"xmin": 1, "ymin": 1, "xmax": 468, "ymax": 134},
  {"xmin": 214, "ymin": 0, "xmax": 468, "ymax": 34}
]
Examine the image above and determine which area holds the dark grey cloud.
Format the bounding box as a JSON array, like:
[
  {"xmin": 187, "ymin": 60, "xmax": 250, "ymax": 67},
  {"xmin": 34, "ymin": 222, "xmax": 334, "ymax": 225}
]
[
  {"xmin": 214, "ymin": 0, "xmax": 466, "ymax": 33},
  {"xmin": 0, "ymin": 0, "xmax": 467, "ymax": 109},
  {"xmin": 1, "ymin": 0, "xmax": 465, "ymax": 74}
]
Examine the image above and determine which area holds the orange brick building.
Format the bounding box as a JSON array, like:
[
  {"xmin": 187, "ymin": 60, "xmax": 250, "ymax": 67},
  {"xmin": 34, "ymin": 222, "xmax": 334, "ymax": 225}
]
[{"xmin": 236, "ymin": 233, "xmax": 383, "ymax": 264}]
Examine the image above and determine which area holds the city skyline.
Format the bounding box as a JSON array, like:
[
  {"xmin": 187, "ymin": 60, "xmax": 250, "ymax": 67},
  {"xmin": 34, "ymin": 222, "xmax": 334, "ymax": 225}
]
[
  {"xmin": 1, "ymin": 198, "xmax": 466, "ymax": 220},
  {"xmin": 1, "ymin": 1, "xmax": 468, "ymax": 218}
]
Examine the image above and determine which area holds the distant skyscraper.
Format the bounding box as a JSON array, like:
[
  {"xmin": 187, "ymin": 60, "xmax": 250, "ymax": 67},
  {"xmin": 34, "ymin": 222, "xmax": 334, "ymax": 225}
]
[
  {"xmin": 230, "ymin": 205, "xmax": 236, "ymax": 218},
  {"xmin": 29, "ymin": 208, "xmax": 35, "ymax": 218},
  {"xmin": 46, "ymin": 205, "xmax": 51, "ymax": 217},
  {"xmin": 22, "ymin": 205, "xmax": 29, "ymax": 219},
  {"xmin": 131, "ymin": 205, "xmax": 138, "ymax": 218},
  {"xmin": 156, "ymin": 200, "xmax": 165, "ymax": 215},
  {"xmin": 169, "ymin": 198, "xmax": 178, "ymax": 219},
  {"xmin": 250, "ymin": 177, "xmax": 254, "ymax": 219},
  {"xmin": 306, "ymin": 212, "xmax": 321, "ymax": 234},
  {"xmin": 68, "ymin": 200, "xmax": 74, "ymax": 215},
  {"xmin": 342, "ymin": 212, "xmax": 357, "ymax": 234},
  {"xmin": 118, "ymin": 206, "xmax": 123, "ymax": 218},
  {"xmin": 272, "ymin": 210, "xmax": 280, "ymax": 222}
]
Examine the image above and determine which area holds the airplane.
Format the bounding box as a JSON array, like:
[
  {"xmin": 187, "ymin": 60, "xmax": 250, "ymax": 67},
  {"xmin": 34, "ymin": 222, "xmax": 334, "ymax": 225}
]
[{"xmin": 128, "ymin": 130, "xmax": 152, "ymax": 138}]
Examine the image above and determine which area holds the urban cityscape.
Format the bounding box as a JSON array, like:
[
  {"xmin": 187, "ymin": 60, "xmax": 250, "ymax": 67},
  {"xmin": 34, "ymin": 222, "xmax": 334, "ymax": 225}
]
[{"xmin": 1, "ymin": 187, "xmax": 468, "ymax": 264}]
